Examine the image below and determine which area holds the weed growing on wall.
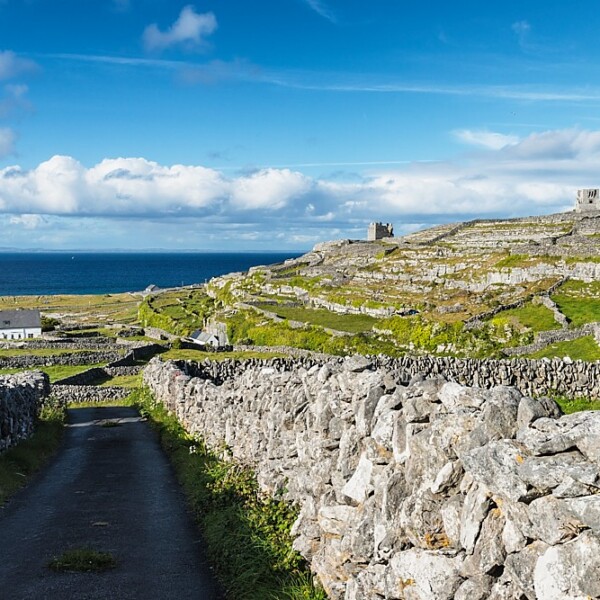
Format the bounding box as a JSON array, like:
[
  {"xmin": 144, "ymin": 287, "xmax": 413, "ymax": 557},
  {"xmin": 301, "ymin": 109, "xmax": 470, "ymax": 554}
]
[{"xmin": 132, "ymin": 388, "xmax": 326, "ymax": 600}]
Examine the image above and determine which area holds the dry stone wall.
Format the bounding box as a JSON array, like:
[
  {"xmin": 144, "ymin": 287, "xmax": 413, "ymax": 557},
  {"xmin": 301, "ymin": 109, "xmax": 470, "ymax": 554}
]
[
  {"xmin": 50, "ymin": 385, "xmax": 131, "ymax": 404},
  {"xmin": 0, "ymin": 351, "xmax": 123, "ymax": 370},
  {"xmin": 144, "ymin": 357, "xmax": 600, "ymax": 600},
  {"xmin": 380, "ymin": 355, "xmax": 600, "ymax": 399},
  {"xmin": 0, "ymin": 372, "xmax": 50, "ymax": 452},
  {"xmin": 175, "ymin": 352, "xmax": 600, "ymax": 400}
]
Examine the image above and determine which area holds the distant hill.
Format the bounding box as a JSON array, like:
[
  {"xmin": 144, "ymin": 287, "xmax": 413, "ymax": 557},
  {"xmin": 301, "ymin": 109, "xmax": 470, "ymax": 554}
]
[{"xmin": 146, "ymin": 211, "xmax": 600, "ymax": 360}]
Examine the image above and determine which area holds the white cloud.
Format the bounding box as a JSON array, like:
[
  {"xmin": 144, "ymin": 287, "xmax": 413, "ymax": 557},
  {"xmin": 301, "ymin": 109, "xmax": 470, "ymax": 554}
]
[
  {"xmin": 304, "ymin": 0, "xmax": 336, "ymax": 23},
  {"xmin": 0, "ymin": 50, "xmax": 36, "ymax": 80},
  {"xmin": 1, "ymin": 128, "xmax": 599, "ymax": 248},
  {"xmin": 0, "ymin": 83, "xmax": 30, "ymax": 117},
  {"xmin": 143, "ymin": 6, "xmax": 217, "ymax": 52},
  {"xmin": 9, "ymin": 214, "xmax": 44, "ymax": 229},
  {"xmin": 0, "ymin": 127, "xmax": 15, "ymax": 157},
  {"xmin": 512, "ymin": 20, "xmax": 531, "ymax": 46},
  {"xmin": 454, "ymin": 129, "xmax": 520, "ymax": 150},
  {"xmin": 231, "ymin": 169, "xmax": 311, "ymax": 210}
]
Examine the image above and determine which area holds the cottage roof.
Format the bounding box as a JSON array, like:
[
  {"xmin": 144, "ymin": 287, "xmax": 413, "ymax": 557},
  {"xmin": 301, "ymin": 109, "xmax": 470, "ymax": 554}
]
[{"xmin": 0, "ymin": 309, "xmax": 41, "ymax": 330}]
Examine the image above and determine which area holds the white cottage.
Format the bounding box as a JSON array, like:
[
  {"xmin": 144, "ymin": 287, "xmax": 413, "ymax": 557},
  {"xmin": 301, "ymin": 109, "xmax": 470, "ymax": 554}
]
[{"xmin": 0, "ymin": 309, "xmax": 42, "ymax": 340}]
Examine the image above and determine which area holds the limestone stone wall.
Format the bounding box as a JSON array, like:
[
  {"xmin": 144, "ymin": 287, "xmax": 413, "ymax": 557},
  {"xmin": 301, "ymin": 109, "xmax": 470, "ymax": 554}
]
[
  {"xmin": 382, "ymin": 355, "xmax": 600, "ymax": 399},
  {"xmin": 0, "ymin": 351, "xmax": 123, "ymax": 370},
  {"xmin": 0, "ymin": 372, "xmax": 50, "ymax": 452},
  {"xmin": 50, "ymin": 385, "xmax": 131, "ymax": 405},
  {"xmin": 144, "ymin": 357, "xmax": 600, "ymax": 599},
  {"xmin": 108, "ymin": 343, "xmax": 166, "ymax": 367},
  {"xmin": 172, "ymin": 352, "xmax": 600, "ymax": 400}
]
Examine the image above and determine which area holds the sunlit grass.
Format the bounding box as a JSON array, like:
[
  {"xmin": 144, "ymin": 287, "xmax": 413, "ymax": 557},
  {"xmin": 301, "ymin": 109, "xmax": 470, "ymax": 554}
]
[{"xmin": 526, "ymin": 336, "xmax": 600, "ymax": 361}]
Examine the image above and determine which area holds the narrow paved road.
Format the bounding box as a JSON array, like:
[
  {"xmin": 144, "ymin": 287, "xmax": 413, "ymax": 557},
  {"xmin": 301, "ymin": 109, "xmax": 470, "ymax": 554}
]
[{"xmin": 0, "ymin": 405, "xmax": 223, "ymax": 600}]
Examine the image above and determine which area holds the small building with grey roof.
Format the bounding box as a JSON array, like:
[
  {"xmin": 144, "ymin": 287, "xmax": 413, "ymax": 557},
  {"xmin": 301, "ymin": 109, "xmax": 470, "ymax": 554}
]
[{"xmin": 0, "ymin": 309, "xmax": 42, "ymax": 340}]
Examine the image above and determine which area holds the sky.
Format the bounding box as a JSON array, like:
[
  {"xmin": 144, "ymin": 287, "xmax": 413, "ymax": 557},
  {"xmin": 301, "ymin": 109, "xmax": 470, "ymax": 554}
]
[{"xmin": 2, "ymin": 1, "xmax": 600, "ymax": 250}]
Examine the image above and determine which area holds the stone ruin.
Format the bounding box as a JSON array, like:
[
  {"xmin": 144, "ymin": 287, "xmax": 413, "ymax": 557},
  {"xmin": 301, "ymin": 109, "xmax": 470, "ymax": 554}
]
[
  {"xmin": 368, "ymin": 222, "xmax": 394, "ymax": 241},
  {"xmin": 575, "ymin": 188, "xmax": 600, "ymax": 213}
]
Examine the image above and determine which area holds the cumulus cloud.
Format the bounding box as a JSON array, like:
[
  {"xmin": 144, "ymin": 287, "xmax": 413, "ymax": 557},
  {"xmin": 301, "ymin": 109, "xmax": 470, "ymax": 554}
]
[
  {"xmin": 231, "ymin": 169, "xmax": 312, "ymax": 210},
  {"xmin": 0, "ymin": 127, "xmax": 15, "ymax": 157},
  {"xmin": 143, "ymin": 6, "xmax": 217, "ymax": 52},
  {"xmin": 454, "ymin": 129, "xmax": 520, "ymax": 150},
  {"xmin": 0, "ymin": 128, "xmax": 598, "ymax": 247}
]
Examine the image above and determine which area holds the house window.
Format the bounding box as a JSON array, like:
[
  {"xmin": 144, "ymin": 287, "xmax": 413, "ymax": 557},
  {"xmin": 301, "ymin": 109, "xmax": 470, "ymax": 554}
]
[
  {"xmin": 3, "ymin": 320, "xmax": 9, "ymax": 325},
  {"xmin": 28, "ymin": 334, "xmax": 33, "ymax": 338}
]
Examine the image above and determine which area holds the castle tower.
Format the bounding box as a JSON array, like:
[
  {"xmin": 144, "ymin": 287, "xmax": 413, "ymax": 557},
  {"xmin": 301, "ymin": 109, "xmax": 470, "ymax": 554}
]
[
  {"xmin": 576, "ymin": 189, "xmax": 600, "ymax": 213},
  {"xmin": 368, "ymin": 222, "xmax": 394, "ymax": 241}
]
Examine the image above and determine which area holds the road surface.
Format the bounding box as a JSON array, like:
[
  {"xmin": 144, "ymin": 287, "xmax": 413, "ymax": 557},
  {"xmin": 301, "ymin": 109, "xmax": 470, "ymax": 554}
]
[{"xmin": 0, "ymin": 405, "xmax": 223, "ymax": 600}]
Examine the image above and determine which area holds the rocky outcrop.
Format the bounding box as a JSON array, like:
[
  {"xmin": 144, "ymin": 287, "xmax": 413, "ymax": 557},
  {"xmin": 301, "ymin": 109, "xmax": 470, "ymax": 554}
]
[
  {"xmin": 144, "ymin": 357, "xmax": 600, "ymax": 600},
  {"xmin": 0, "ymin": 372, "xmax": 50, "ymax": 452}
]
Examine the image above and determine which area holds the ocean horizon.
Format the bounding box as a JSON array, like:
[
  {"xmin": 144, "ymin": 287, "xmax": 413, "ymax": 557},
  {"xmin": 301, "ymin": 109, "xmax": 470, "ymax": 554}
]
[{"xmin": 0, "ymin": 252, "xmax": 301, "ymax": 296}]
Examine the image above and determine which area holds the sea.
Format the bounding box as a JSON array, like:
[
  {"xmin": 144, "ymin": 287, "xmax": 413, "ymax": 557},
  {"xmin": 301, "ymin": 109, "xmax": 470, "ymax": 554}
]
[{"xmin": 0, "ymin": 252, "xmax": 301, "ymax": 296}]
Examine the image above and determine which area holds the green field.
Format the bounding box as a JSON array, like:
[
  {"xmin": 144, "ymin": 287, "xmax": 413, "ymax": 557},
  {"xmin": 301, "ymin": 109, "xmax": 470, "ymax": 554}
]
[
  {"xmin": 254, "ymin": 303, "xmax": 377, "ymax": 333},
  {"xmin": 0, "ymin": 293, "xmax": 140, "ymax": 325},
  {"xmin": 527, "ymin": 336, "xmax": 600, "ymax": 361},
  {"xmin": 98, "ymin": 374, "xmax": 142, "ymax": 388},
  {"xmin": 496, "ymin": 303, "xmax": 559, "ymax": 333},
  {"xmin": 551, "ymin": 281, "xmax": 600, "ymax": 327}
]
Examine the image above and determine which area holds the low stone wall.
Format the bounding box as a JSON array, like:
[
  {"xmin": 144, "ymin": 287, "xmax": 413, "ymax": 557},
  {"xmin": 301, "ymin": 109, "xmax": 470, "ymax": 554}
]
[
  {"xmin": 0, "ymin": 351, "xmax": 122, "ymax": 369},
  {"xmin": 176, "ymin": 352, "xmax": 600, "ymax": 399},
  {"xmin": 53, "ymin": 367, "xmax": 108, "ymax": 386},
  {"xmin": 50, "ymin": 385, "xmax": 131, "ymax": 404},
  {"xmin": 104, "ymin": 365, "xmax": 144, "ymax": 377},
  {"xmin": 144, "ymin": 357, "xmax": 600, "ymax": 599},
  {"xmin": 143, "ymin": 326, "xmax": 179, "ymax": 341},
  {"xmin": 534, "ymin": 295, "xmax": 568, "ymax": 329},
  {"xmin": 1, "ymin": 338, "xmax": 118, "ymax": 350},
  {"xmin": 503, "ymin": 322, "xmax": 600, "ymax": 357},
  {"xmin": 379, "ymin": 355, "xmax": 600, "ymax": 399},
  {"xmin": 0, "ymin": 372, "xmax": 50, "ymax": 452},
  {"xmin": 107, "ymin": 343, "xmax": 165, "ymax": 367}
]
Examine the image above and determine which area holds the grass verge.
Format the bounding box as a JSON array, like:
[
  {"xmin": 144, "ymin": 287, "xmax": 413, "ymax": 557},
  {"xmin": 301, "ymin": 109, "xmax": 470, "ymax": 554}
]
[
  {"xmin": 48, "ymin": 548, "xmax": 117, "ymax": 573},
  {"xmin": 132, "ymin": 388, "xmax": 326, "ymax": 600},
  {"xmin": 554, "ymin": 396, "xmax": 600, "ymax": 414},
  {"xmin": 526, "ymin": 335, "xmax": 600, "ymax": 361},
  {"xmin": 160, "ymin": 349, "xmax": 287, "ymax": 362},
  {"xmin": 0, "ymin": 405, "xmax": 65, "ymax": 506}
]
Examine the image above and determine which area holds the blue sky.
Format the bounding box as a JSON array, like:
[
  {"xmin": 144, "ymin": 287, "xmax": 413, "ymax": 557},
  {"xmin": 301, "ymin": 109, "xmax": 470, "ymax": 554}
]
[{"xmin": 2, "ymin": 1, "xmax": 600, "ymax": 250}]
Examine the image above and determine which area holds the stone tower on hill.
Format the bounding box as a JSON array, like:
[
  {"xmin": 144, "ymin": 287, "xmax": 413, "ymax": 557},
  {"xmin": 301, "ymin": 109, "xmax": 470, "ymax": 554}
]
[
  {"xmin": 368, "ymin": 222, "xmax": 394, "ymax": 241},
  {"xmin": 576, "ymin": 189, "xmax": 600, "ymax": 212}
]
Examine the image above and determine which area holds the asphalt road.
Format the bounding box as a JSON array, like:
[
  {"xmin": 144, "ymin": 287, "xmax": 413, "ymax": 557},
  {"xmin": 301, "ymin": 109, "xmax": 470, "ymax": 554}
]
[{"xmin": 0, "ymin": 405, "xmax": 224, "ymax": 600}]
